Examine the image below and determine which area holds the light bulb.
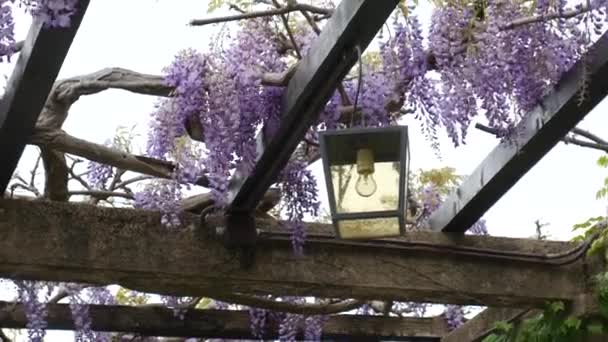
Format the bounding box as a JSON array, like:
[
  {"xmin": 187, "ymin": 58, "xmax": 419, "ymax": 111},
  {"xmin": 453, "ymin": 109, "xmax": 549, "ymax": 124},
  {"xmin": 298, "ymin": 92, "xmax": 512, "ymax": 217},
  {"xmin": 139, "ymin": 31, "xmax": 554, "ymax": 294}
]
[{"xmin": 355, "ymin": 173, "xmax": 377, "ymax": 197}]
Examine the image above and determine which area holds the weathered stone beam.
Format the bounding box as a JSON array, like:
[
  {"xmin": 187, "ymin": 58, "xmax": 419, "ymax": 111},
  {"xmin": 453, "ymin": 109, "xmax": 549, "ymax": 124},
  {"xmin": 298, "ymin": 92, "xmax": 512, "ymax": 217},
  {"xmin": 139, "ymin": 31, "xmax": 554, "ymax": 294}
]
[
  {"xmin": 0, "ymin": 301, "xmax": 446, "ymax": 340},
  {"xmin": 0, "ymin": 199, "xmax": 589, "ymax": 307},
  {"xmin": 441, "ymin": 308, "xmax": 534, "ymax": 342}
]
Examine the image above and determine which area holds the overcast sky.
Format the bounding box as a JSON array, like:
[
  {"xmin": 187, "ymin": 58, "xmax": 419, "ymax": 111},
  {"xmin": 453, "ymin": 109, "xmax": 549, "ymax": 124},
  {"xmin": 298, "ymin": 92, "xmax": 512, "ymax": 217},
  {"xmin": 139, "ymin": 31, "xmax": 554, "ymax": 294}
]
[{"xmin": 2, "ymin": 0, "xmax": 608, "ymax": 340}]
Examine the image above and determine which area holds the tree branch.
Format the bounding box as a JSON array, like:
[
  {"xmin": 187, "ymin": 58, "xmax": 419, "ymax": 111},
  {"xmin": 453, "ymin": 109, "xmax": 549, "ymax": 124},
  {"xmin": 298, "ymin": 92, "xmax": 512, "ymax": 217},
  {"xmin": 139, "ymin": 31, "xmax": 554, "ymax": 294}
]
[
  {"xmin": 571, "ymin": 127, "xmax": 608, "ymax": 145},
  {"xmin": 115, "ymin": 175, "xmax": 154, "ymax": 190},
  {"xmin": 40, "ymin": 149, "xmax": 69, "ymax": 201},
  {"xmin": 0, "ymin": 330, "xmax": 12, "ymax": 342},
  {"xmin": 68, "ymin": 190, "xmax": 135, "ymax": 200},
  {"xmin": 8, "ymin": 183, "xmax": 40, "ymax": 198},
  {"xmin": 179, "ymin": 187, "xmax": 280, "ymax": 214},
  {"xmin": 501, "ymin": 3, "xmax": 594, "ymax": 31},
  {"xmin": 29, "ymin": 128, "xmax": 210, "ymax": 187},
  {"xmin": 53, "ymin": 68, "xmax": 172, "ymax": 104},
  {"xmin": 66, "ymin": 157, "xmax": 92, "ymax": 190},
  {"xmin": 189, "ymin": 3, "xmax": 333, "ymax": 26},
  {"xmin": 272, "ymin": 0, "xmax": 302, "ymax": 59},
  {"xmin": 475, "ymin": 123, "xmax": 608, "ymax": 153},
  {"xmin": 261, "ymin": 63, "xmax": 298, "ymax": 86},
  {"xmin": 563, "ymin": 136, "xmax": 608, "ymax": 153},
  {"xmin": 209, "ymin": 293, "xmax": 363, "ymax": 315}
]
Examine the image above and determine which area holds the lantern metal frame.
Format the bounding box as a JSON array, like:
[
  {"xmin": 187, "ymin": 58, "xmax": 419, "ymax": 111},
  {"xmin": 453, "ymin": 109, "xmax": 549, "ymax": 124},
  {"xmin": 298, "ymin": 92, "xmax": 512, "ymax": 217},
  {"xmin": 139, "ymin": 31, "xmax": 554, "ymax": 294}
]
[{"xmin": 319, "ymin": 125, "xmax": 410, "ymax": 239}]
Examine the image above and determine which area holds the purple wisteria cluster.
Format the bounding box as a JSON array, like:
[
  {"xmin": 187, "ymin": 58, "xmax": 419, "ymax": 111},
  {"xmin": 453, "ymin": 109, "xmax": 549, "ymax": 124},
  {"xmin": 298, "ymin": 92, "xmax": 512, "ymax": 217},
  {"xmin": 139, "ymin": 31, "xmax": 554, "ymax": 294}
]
[
  {"xmin": 78, "ymin": 286, "xmax": 114, "ymax": 341},
  {"xmin": 161, "ymin": 295, "xmax": 194, "ymax": 319},
  {"xmin": 0, "ymin": 0, "xmax": 79, "ymax": 60},
  {"xmin": 86, "ymin": 140, "xmax": 113, "ymax": 189},
  {"xmin": 444, "ymin": 304, "xmax": 466, "ymax": 330},
  {"xmin": 137, "ymin": 50, "xmax": 208, "ymax": 226},
  {"xmin": 24, "ymin": 0, "xmax": 79, "ymax": 27},
  {"xmin": 248, "ymin": 297, "xmax": 325, "ymax": 341},
  {"xmin": 15, "ymin": 280, "xmax": 48, "ymax": 342},
  {"xmin": 279, "ymin": 158, "xmax": 320, "ymax": 255},
  {"xmin": 382, "ymin": 15, "xmax": 438, "ymax": 137},
  {"xmin": 141, "ymin": 19, "xmax": 287, "ymax": 209},
  {"xmin": 426, "ymin": 0, "xmax": 586, "ymax": 142},
  {"xmin": 0, "ymin": 0, "xmax": 15, "ymax": 61}
]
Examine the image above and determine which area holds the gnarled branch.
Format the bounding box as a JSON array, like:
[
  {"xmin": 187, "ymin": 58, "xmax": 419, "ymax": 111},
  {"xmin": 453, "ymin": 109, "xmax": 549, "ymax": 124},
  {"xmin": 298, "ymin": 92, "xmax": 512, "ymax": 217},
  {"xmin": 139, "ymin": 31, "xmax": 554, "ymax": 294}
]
[
  {"xmin": 475, "ymin": 123, "xmax": 608, "ymax": 153},
  {"xmin": 189, "ymin": 3, "xmax": 333, "ymax": 26},
  {"xmin": 29, "ymin": 128, "xmax": 210, "ymax": 187},
  {"xmin": 209, "ymin": 293, "xmax": 363, "ymax": 315}
]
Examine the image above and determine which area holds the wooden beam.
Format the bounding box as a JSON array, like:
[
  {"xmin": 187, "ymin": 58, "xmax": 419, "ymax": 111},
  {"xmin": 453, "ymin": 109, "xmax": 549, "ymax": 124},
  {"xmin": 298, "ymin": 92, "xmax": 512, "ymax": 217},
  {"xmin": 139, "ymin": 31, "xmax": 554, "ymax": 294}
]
[
  {"xmin": 428, "ymin": 30, "xmax": 608, "ymax": 232},
  {"xmin": 441, "ymin": 308, "xmax": 533, "ymax": 342},
  {"xmin": 0, "ymin": 301, "xmax": 445, "ymax": 341},
  {"xmin": 0, "ymin": 199, "xmax": 589, "ymax": 307},
  {"xmin": 227, "ymin": 0, "xmax": 399, "ymax": 213},
  {"xmin": 0, "ymin": 2, "xmax": 90, "ymax": 193}
]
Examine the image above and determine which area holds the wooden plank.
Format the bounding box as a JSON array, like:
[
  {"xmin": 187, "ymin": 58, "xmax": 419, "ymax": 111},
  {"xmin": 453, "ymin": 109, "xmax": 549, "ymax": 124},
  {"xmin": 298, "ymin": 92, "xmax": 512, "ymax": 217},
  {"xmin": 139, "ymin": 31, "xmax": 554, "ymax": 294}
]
[
  {"xmin": 227, "ymin": 0, "xmax": 399, "ymax": 213},
  {"xmin": 0, "ymin": 2, "xmax": 90, "ymax": 193},
  {"xmin": 0, "ymin": 199, "xmax": 588, "ymax": 307},
  {"xmin": 441, "ymin": 308, "xmax": 533, "ymax": 342},
  {"xmin": 428, "ymin": 30, "xmax": 608, "ymax": 232},
  {"xmin": 0, "ymin": 301, "xmax": 445, "ymax": 341}
]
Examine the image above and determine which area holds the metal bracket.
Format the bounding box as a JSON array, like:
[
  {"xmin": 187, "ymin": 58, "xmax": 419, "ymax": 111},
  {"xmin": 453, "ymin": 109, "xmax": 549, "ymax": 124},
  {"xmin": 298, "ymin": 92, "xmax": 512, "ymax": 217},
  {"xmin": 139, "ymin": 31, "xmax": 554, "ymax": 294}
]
[{"xmin": 199, "ymin": 207, "xmax": 258, "ymax": 269}]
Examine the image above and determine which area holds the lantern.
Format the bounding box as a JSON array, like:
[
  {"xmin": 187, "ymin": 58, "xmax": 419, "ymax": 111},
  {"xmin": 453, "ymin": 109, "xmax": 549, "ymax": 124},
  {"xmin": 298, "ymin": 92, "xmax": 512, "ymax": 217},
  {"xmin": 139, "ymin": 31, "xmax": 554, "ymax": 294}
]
[{"xmin": 319, "ymin": 126, "xmax": 409, "ymax": 239}]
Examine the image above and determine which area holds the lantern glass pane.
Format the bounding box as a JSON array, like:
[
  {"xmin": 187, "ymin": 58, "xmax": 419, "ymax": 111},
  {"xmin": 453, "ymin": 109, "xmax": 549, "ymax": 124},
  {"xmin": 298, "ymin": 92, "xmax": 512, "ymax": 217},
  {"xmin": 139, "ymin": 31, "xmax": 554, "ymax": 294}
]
[
  {"xmin": 331, "ymin": 161, "xmax": 400, "ymax": 213},
  {"xmin": 337, "ymin": 217, "xmax": 400, "ymax": 239}
]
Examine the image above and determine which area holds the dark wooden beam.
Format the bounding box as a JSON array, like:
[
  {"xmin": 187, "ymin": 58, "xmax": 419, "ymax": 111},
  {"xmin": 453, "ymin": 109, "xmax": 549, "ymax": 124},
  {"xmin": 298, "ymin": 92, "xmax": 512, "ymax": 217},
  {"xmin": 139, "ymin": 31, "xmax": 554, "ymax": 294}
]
[
  {"xmin": 0, "ymin": 199, "xmax": 590, "ymax": 307},
  {"xmin": 0, "ymin": 2, "xmax": 90, "ymax": 193},
  {"xmin": 0, "ymin": 301, "xmax": 446, "ymax": 341},
  {"xmin": 428, "ymin": 30, "xmax": 608, "ymax": 232},
  {"xmin": 227, "ymin": 0, "xmax": 399, "ymax": 213}
]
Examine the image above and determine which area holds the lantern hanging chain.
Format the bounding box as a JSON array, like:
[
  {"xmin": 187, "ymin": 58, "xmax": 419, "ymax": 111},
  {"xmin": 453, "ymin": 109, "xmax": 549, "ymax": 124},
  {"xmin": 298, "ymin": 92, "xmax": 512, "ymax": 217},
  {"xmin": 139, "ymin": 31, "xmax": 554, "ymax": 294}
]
[{"xmin": 351, "ymin": 44, "xmax": 364, "ymax": 128}]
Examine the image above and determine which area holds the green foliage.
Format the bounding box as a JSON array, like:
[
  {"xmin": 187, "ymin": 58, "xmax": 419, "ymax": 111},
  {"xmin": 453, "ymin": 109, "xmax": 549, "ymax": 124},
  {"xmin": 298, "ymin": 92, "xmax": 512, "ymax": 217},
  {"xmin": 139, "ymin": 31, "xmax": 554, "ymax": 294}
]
[
  {"xmin": 483, "ymin": 223, "xmax": 608, "ymax": 342},
  {"xmin": 482, "ymin": 302, "xmax": 587, "ymax": 342},
  {"xmin": 361, "ymin": 51, "xmax": 383, "ymax": 71},
  {"xmin": 414, "ymin": 167, "xmax": 462, "ymax": 195},
  {"xmin": 115, "ymin": 287, "xmax": 149, "ymax": 306},
  {"xmin": 195, "ymin": 297, "xmax": 213, "ymax": 309},
  {"xmin": 207, "ymin": 0, "xmax": 252, "ymax": 13},
  {"xmin": 595, "ymin": 271, "xmax": 608, "ymax": 320},
  {"xmin": 571, "ymin": 216, "xmax": 606, "ymax": 248},
  {"xmin": 596, "ymin": 155, "xmax": 608, "ymax": 200},
  {"xmin": 112, "ymin": 125, "xmax": 138, "ymax": 153}
]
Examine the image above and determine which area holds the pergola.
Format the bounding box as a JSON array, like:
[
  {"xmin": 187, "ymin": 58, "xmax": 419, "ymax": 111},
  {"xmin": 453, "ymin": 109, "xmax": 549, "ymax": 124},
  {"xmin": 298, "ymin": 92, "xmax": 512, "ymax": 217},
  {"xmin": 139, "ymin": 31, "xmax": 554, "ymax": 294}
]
[{"xmin": 1, "ymin": 0, "xmax": 608, "ymax": 340}]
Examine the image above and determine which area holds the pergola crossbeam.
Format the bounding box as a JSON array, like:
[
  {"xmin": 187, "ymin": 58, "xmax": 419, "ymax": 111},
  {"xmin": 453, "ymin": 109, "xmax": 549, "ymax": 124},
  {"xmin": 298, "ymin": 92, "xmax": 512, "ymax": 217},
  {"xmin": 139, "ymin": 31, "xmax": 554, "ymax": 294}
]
[
  {"xmin": 0, "ymin": 199, "xmax": 588, "ymax": 307},
  {"xmin": 0, "ymin": 2, "xmax": 90, "ymax": 193},
  {"xmin": 0, "ymin": 301, "xmax": 445, "ymax": 341},
  {"xmin": 429, "ymin": 30, "xmax": 608, "ymax": 232},
  {"xmin": 440, "ymin": 308, "xmax": 533, "ymax": 342}
]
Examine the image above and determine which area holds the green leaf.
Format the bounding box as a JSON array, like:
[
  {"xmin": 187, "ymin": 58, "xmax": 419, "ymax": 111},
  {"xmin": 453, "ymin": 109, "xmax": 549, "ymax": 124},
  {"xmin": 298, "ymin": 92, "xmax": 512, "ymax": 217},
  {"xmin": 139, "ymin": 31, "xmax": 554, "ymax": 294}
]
[
  {"xmin": 195, "ymin": 297, "xmax": 213, "ymax": 309},
  {"xmin": 482, "ymin": 334, "xmax": 509, "ymax": 342},
  {"xmin": 588, "ymin": 238, "xmax": 606, "ymax": 256},
  {"xmin": 548, "ymin": 301, "xmax": 565, "ymax": 313},
  {"xmin": 599, "ymin": 296, "xmax": 608, "ymax": 319},
  {"xmin": 563, "ymin": 316, "xmax": 581, "ymax": 330},
  {"xmin": 587, "ymin": 323, "xmax": 604, "ymax": 335},
  {"xmin": 115, "ymin": 287, "xmax": 149, "ymax": 306},
  {"xmin": 207, "ymin": 0, "xmax": 224, "ymax": 13},
  {"xmin": 572, "ymin": 216, "xmax": 605, "ymax": 230},
  {"xmin": 493, "ymin": 320, "xmax": 513, "ymax": 333},
  {"xmin": 598, "ymin": 155, "xmax": 608, "ymax": 167},
  {"xmin": 597, "ymin": 188, "xmax": 608, "ymax": 200}
]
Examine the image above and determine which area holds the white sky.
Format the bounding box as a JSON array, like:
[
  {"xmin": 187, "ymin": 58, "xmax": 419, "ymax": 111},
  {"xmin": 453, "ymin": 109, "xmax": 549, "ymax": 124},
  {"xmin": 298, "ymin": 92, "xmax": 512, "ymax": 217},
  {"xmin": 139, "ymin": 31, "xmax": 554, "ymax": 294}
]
[{"xmin": 3, "ymin": 0, "xmax": 608, "ymax": 340}]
